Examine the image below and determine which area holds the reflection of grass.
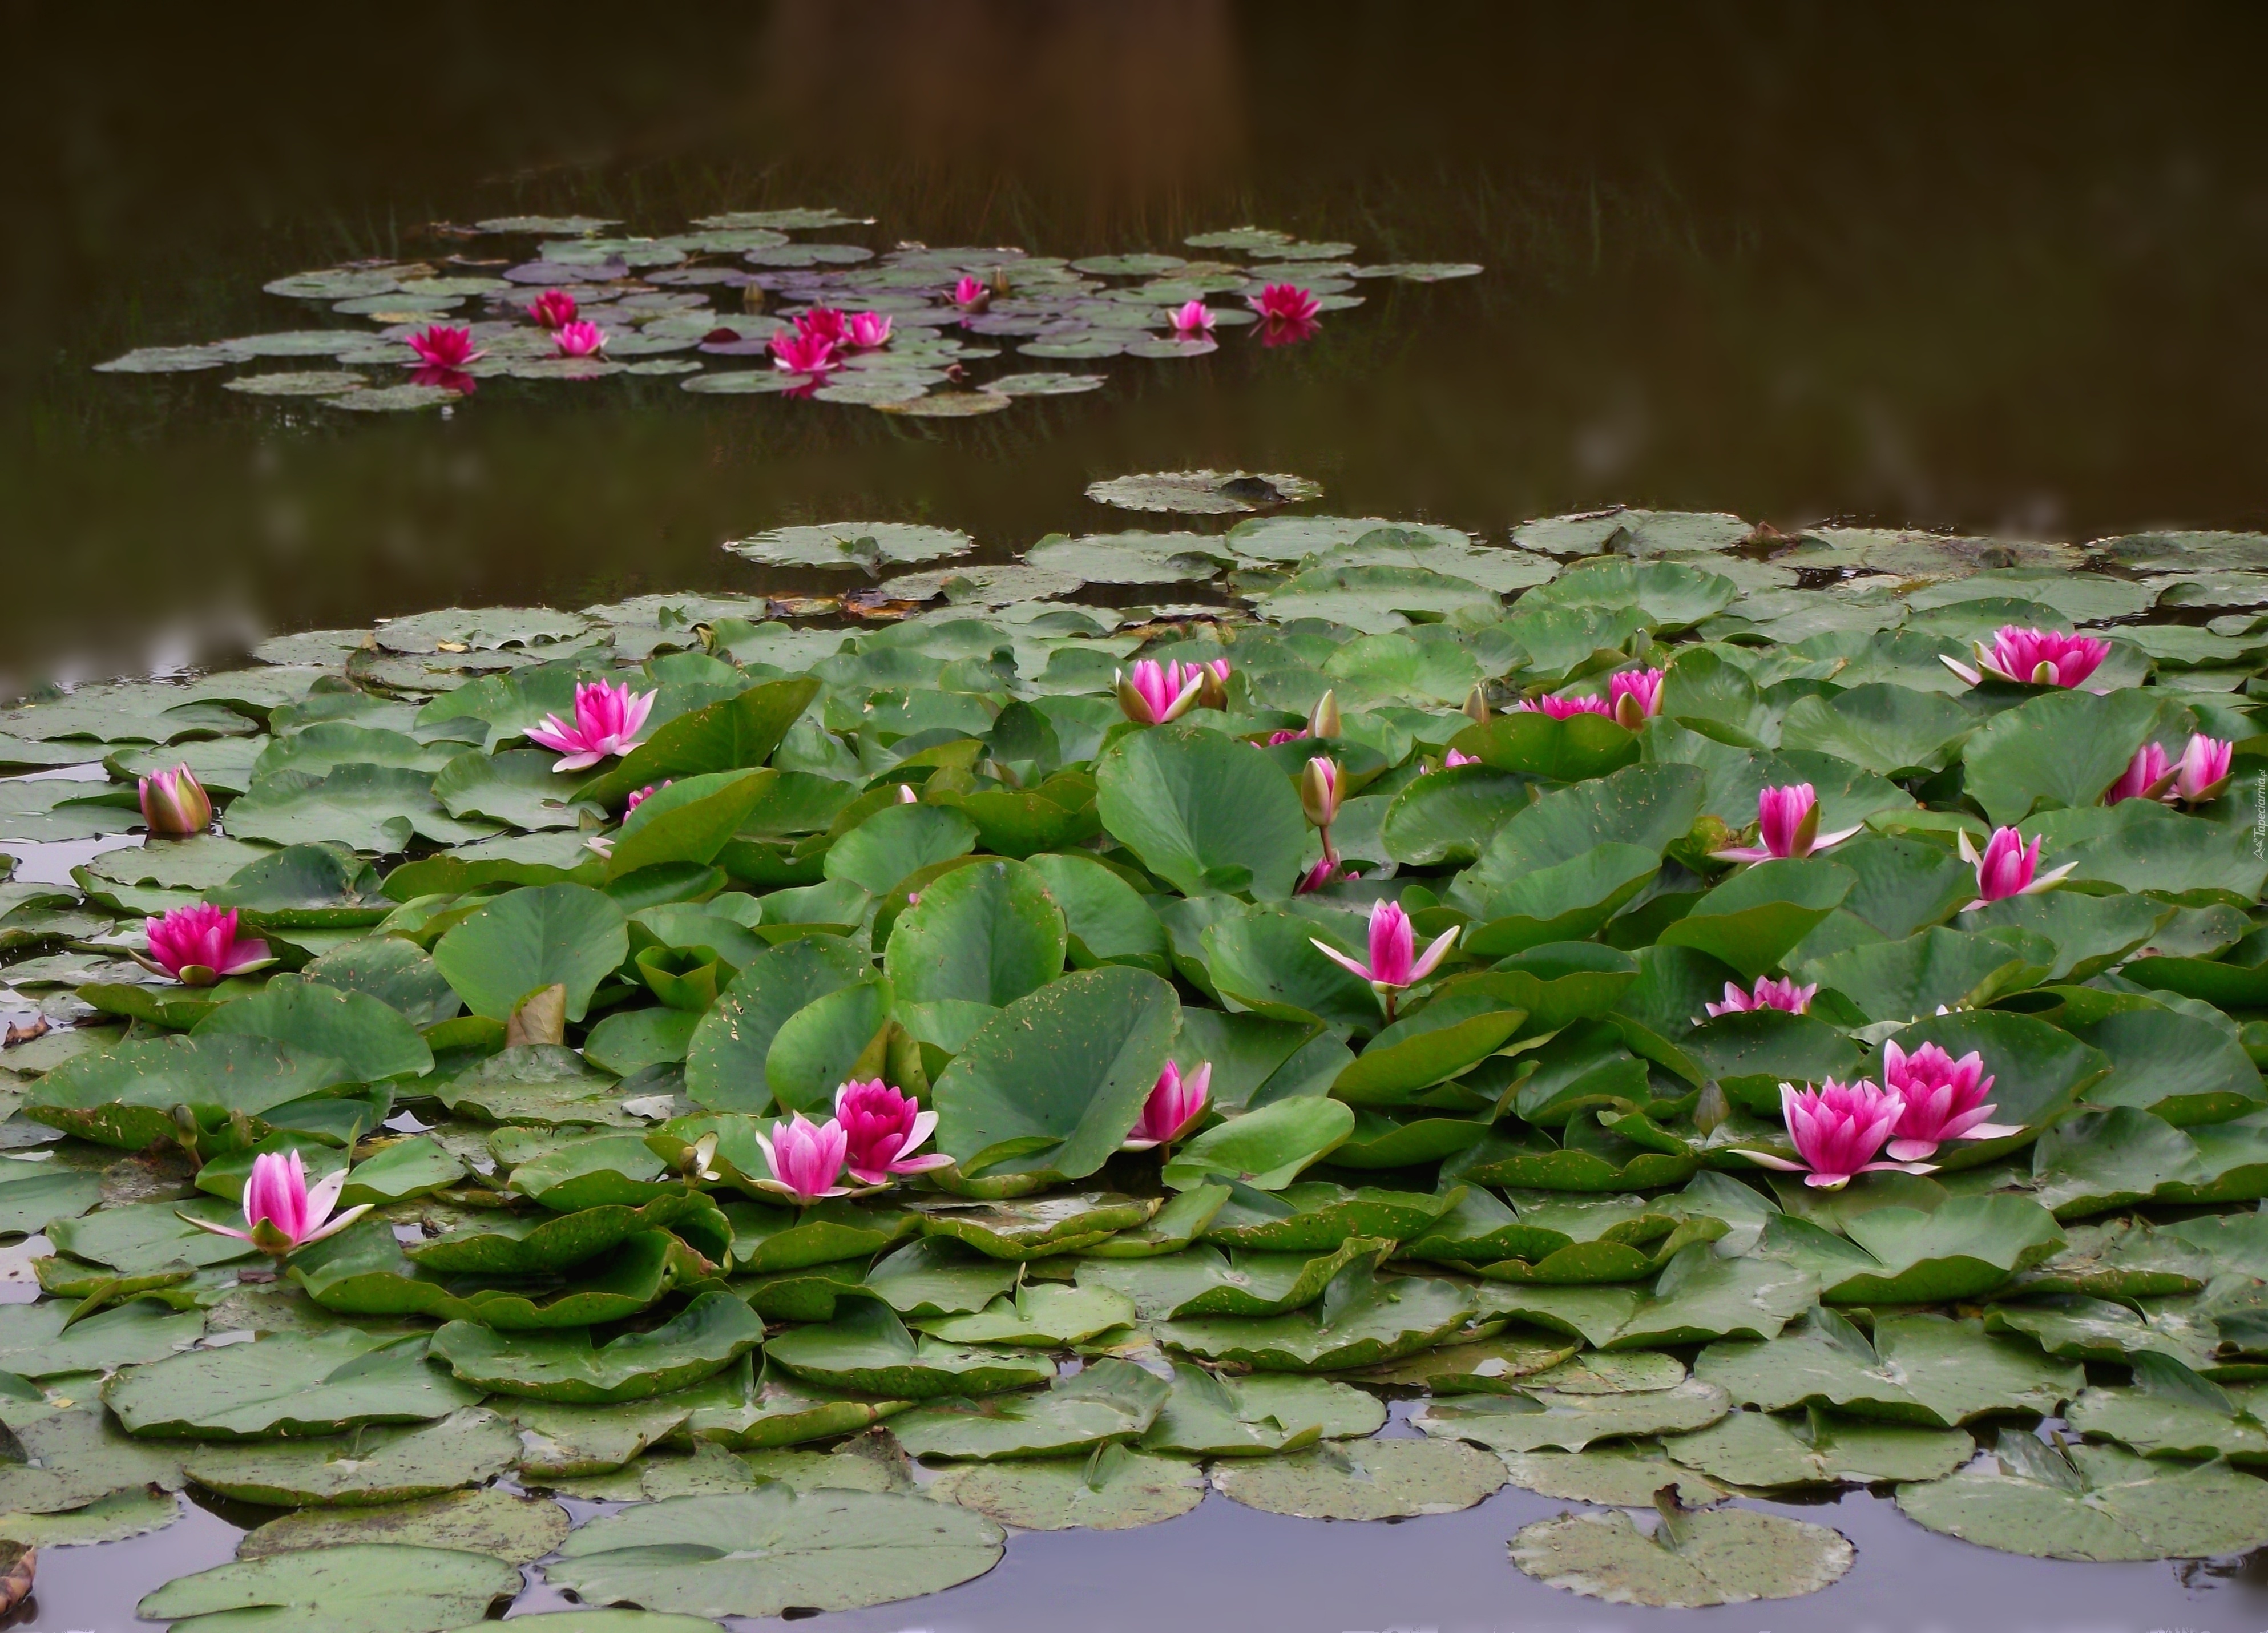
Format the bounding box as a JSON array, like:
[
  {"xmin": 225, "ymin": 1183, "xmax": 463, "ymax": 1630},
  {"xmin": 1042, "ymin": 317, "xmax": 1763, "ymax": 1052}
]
[{"xmin": 7, "ymin": 6, "xmax": 2268, "ymax": 684}]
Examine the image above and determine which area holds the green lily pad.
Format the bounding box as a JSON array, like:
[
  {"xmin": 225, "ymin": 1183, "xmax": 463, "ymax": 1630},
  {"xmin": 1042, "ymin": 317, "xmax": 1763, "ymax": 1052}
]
[
  {"xmin": 0, "ymin": 1297, "xmax": 203, "ymax": 1377},
  {"xmin": 763, "ymin": 1296, "xmax": 1054, "ymax": 1398},
  {"xmin": 679, "ymin": 1358, "xmax": 910, "ymax": 1451},
  {"xmin": 1496, "ymin": 1445, "xmax": 1725, "ymax": 1507},
  {"xmin": 887, "ymin": 1358, "xmax": 1170, "ymax": 1459},
  {"xmin": 139, "ymin": 1542, "xmax": 522, "ymax": 1633},
  {"xmin": 431, "ymin": 882, "xmax": 628, "ymax": 1023},
  {"xmin": 933, "ymin": 966, "xmax": 1180, "ymax": 1181},
  {"xmin": 1695, "ymin": 1308, "xmax": 2083, "ymax": 1426},
  {"xmin": 1349, "ymin": 1330, "xmax": 1583, "ymax": 1393},
  {"xmin": 0, "ymin": 1486, "xmax": 181, "ymax": 1547},
  {"xmin": 1415, "ymin": 1378, "xmax": 1730, "ymax": 1453},
  {"xmin": 1136, "ymin": 1366, "xmax": 1377, "ymax": 1456},
  {"xmin": 544, "ymin": 1488, "xmax": 1004, "ymax": 1619},
  {"xmin": 684, "ymin": 936, "xmax": 872, "ymax": 1114},
  {"xmin": 430, "ymin": 1291, "xmax": 763, "ymax": 1402},
  {"xmin": 25, "ymin": 1033, "xmax": 351, "ymax": 1151},
  {"xmin": 860, "ymin": 1238, "xmax": 1020, "ymax": 1317},
  {"xmin": 914, "ymin": 1283, "xmax": 1136, "ymax": 1345},
  {"xmin": 0, "ymin": 1406, "xmax": 189, "ymax": 1513},
  {"xmin": 1158, "ymin": 1260, "xmax": 1476, "ymax": 1372},
  {"xmin": 238, "ymin": 1485, "xmax": 572, "ymax": 1564},
  {"xmin": 1508, "ymin": 1503, "xmax": 1854, "ymax": 1608},
  {"xmin": 2032, "ymin": 1106, "xmax": 2268, "ymax": 1219},
  {"xmin": 0, "ymin": 1162, "xmax": 102, "ymax": 1238},
  {"xmin": 102, "ymin": 1330, "xmax": 483, "ymax": 1439},
  {"xmin": 1078, "ymin": 1237, "xmax": 1395, "ymax": 1324},
  {"xmin": 915, "ymin": 1192, "xmax": 1159, "ymax": 1260},
  {"xmin": 1896, "ymin": 1434, "xmax": 2268, "ymax": 1561},
  {"xmin": 1480, "ymin": 1245, "xmax": 1818, "ymax": 1350},
  {"xmin": 927, "ymin": 1446, "xmax": 1206, "ymax": 1530},
  {"xmin": 1094, "ymin": 723, "xmax": 1308, "ymax": 901},
  {"xmin": 1664, "ymin": 1406, "xmax": 1972, "ymax": 1487},
  {"xmin": 293, "ymin": 1221, "xmax": 697, "ymax": 1329},
  {"xmin": 1161, "ymin": 1098, "xmax": 1357, "ymax": 1191},
  {"xmin": 725, "ymin": 522, "xmax": 974, "ymax": 570},
  {"xmin": 1202, "ymin": 1180, "xmax": 1458, "ymax": 1251},
  {"xmin": 179, "ymin": 1406, "xmax": 519, "ymax": 1505},
  {"xmin": 1213, "ymin": 1437, "xmax": 1507, "ymax": 1519},
  {"xmin": 506, "ymin": 1358, "xmax": 758, "ymax": 1473},
  {"xmin": 2065, "ymin": 1354, "xmax": 2268, "ymax": 1461}
]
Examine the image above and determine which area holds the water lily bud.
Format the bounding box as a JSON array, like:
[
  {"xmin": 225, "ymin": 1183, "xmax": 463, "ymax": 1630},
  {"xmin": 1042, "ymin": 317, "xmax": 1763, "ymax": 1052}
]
[
  {"xmin": 1307, "ymin": 689, "xmax": 1342, "ymax": 741},
  {"xmin": 1300, "ymin": 757, "xmax": 1342, "ymax": 828},
  {"xmin": 138, "ymin": 764, "xmax": 212, "ymax": 836},
  {"xmin": 1462, "ymin": 684, "xmax": 1491, "ymax": 725}
]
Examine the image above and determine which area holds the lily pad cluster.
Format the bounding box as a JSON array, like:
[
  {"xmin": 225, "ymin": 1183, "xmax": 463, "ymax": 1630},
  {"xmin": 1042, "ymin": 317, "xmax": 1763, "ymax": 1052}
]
[
  {"xmin": 2, "ymin": 507, "xmax": 2268, "ymax": 1622},
  {"xmin": 90, "ymin": 210, "xmax": 1478, "ymax": 417}
]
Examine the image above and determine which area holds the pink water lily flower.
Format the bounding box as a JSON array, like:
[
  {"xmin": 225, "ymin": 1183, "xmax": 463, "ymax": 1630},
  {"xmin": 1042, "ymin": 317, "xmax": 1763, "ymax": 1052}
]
[
  {"xmin": 846, "ymin": 311, "xmax": 894, "ymax": 349},
  {"xmin": 134, "ymin": 903, "xmax": 273, "ymax": 987},
  {"xmin": 769, "ymin": 326, "xmax": 840, "ymax": 377},
  {"xmin": 1251, "ymin": 283, "xmax": 1322, "ymax": 324},
  {"xmin": 406, "ymin": 325, "xmax": 484, "ymax": 368},
  {"xmin": 1515, "ymin": 693, "xmax": 1613, "ymax": 721},
  {"xmin": 1705, "ymin": 976, "xmax": 1818, "ymax": 1018},
  {"xmin": 1123, "ymin": 1060, "xmax": 1211, "ymax": 1151},
  {"xmin": 952, "ymin": 276, "xmax": 991, "ymax": 312},
  {"xmin": 1941, "ymin": 626, "xmax": 2110, "ymax": 690},
  {"xmin": 1442, "ymin": 748, "xmax": 1479, "ymax": 768},
  {"xmin": 528, "ymin": 289, "xmax": 578, "ymax": 330},
  {"xmin": 181, "ymin": 1149, "xmax": 370, "ymax": 1257},
  {"xmin": 834, "ymin": 1079, "xmax": 952, "ymax": 1185},
  {"xmin": 796, "ymin": 307, "xmax": 848, "ymax": 346},
  {"xmin": 1713, "ymin": 783, "xmax": 1863, "ymax": 864},
  {"xmin": 1313, "ymin": 900, "xmax": 1459, "ymax": 1012},
  {"xmin": 1959, "ymin": 825, "xmax": 2075, "ymax": 911},
  {"xmin": 752, "ymin": 1113, "xmax": 853, "ymax": 1204},
  {"xmin": 526, "ymin": 679, "xmax": 656, "ymax": 772},
  {"xmin": 624, "ymin": 781, "xmax": 669, "ymax": 813},
  {"xmin": 1882, "ymin": 1039, "xmax": 2020, "ymax": 1161},
  {"xmin": 1265, "ymin": 728, "xmax": 1308, "ymax": 745},
  {"xmin": 2105, "ymin": 742, "xmax": 2174, "ymax": 805},
  {"xmin": 1168, "ymin": 300, "xmax": 1217, "ymax": 336},
  {"xmin": 1609, "ymin": 668, "xmax": 1664, "ymax": 728},
  {"xmin": 1194, "ymin": 658, "xmax": 1231, "ymax": 710},
  {"xmin": 1296, "ymin": 857, "xmax": 1359, "ymax": 893},
  {"xmin": 2172, "ymin": 735, "xmax": 2234, "ymax": 804},
  {"xmin": 1115, "ymin": 659, "xmax": 1204, "ymax": 725},
  {"xmin": 554, "ymin": 321, "xmax": 607, "ymax": 357},
  {"xmin": 138, "ymin": 763, "xmax": 212, "ymax": 836},
  {"xmin": 1742, "ymin": 1079, "xmax": 1936, "ymax": 1190}
]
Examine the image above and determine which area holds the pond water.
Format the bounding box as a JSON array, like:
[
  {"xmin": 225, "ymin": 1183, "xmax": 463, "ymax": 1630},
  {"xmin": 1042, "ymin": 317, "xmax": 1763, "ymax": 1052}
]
[
  {"xmin": 9, "ymin": 7, "xmax": 2268, "ymax": 1632},
  {"xmin": 13, "ymin": 3, "xmax": 2268, "ymax": 691}
]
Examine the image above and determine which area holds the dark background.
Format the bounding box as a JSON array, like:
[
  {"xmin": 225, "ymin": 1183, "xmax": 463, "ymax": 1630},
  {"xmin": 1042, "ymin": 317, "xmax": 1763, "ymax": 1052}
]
[{"xmin": 6, "ymin": 1, "xmax": 2267, "ymax": 687}]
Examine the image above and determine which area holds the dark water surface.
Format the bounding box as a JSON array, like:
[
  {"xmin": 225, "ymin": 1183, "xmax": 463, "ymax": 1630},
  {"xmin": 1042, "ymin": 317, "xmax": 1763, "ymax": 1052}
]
[
  {"xmin": 9, "ymin": 1, "xmax": 2268, "ymax": 688},
  {"xmin": 9, "ymin": 6, "xmax": 2268, "ymax": 1628}
]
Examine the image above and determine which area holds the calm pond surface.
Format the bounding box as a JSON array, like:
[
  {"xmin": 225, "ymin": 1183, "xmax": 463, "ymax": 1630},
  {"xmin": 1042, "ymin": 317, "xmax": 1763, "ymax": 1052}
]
[{"xmin": 7, "ymin": 6, "xmax": 2268, "ymax": 1630}]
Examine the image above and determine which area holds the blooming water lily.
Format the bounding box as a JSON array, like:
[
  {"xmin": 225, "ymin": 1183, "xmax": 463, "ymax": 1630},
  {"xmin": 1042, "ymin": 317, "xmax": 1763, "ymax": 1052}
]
[
  {"xmin": 1252, "ymin": 283, "xmax": 1322, "ymax": 324},
  {"xmin": 406, "ymin": 325, "xmax": 483, "ymax": 368},
  {"xmin": 1123, "ymin": 1060, "xmax": 1210, "ymax": 1150},
  {"xmin": 752, "ymin": 1113, "xmax": 853, "ymax": 1203},
  {"xmin": 1741, "ymin": 1080, "xmax": 1936, "ymax": 1189},
  {"xmin": 1712, "ymin": 783, "xmax": 1862, "ymax": 864},
  {"xmin": 834, "ymin": 1079, "xmax": 951, "ymax": 1184},
  {"xmin": 1705, "ymin": 976, "xmax": 1818, "ymax": 1017},
  {"xmin": 1881, "ymin": 1039, "xmax": 2019, "ymax": 1160},
  {"xmin": 1960, "ymin": 826, "xmax": 2074, "ymax": 910},
  {"xmin": 2173, "ymin": 734, "xmax": 2234, "ymax": 804},
  {"xmin": 554, "ymin": 321, "xmax": 607, "ymax": 357},
  {"xmin": 1115, "ymin": 659, "xmax": 1204, "ymax": 725},
  {"xmin": 134, "ymin": 903, "xmax": 273, "ymax": 986},
  {"xmin": 526, "ymin": 679, "xmax": 656, "ymax": 773},
  {"xmin": 1941, "ymin": 626, "xmax": 2110, "ymax": 689},
  {"xmin": 528, "ymin": 289, "xmax": 578, "ymax": 329},
  {"xmin": 1313, "ymin": 900, "xmax": 1459, "ymax": 1017},
  {"xmin": 1608, "ymin": 668, "xmax": 1663, "ymax": 728},
  {"xmin": 1168, "ymin": 300, "xmax": 1217, "ymax": 336},
  {"xmin": 846, "ymin": 311, "xmax": 894, "ymax": 348},
  {"xmin": 769, "ymin": 328, "xmax": 840, "ymax": 377},
  {"xmin": 182, "ymin": 1150, "xmax": 369, "ymax": 1255}
]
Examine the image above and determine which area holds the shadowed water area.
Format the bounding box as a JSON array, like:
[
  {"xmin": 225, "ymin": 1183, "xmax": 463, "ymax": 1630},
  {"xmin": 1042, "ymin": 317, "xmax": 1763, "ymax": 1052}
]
[{"xmin": 4, "ymin": 6, "xmax": 2268, "ymax": 1632}]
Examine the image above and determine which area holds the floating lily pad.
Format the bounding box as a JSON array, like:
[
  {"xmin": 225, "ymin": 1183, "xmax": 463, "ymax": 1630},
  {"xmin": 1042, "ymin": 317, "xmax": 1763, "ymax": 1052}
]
[
  {"xmin": 1213, "ymin": 1437, "xmax": 1507, "ymax": 1519},
  {"xmin": 1509, "ymin": 1502, "xmax": 1854, "ymax": 1608},
  {"xmin": 1085, "ymin": 470, "xmax": 1322, "ymax": 515},
  {"xmin": 103, "ymin": 1329, "xmax": 482, "ymax": 1438},
  {"xmin": 140, "ymin": 1542, "xmax": 523, "ymax": 1633},
  {"xmin": 887, "ymin": 1358, "xmax": 1169, "ymax": 1459},
  {"xmin": 928, "ymin": 1446, "xmax": 1206, "ymax": 1530},
  {"xmin": 1663, "ymin": 1407, "xmax": 1973, "ymax": 1487},
  {"xmin": 1158, "ymin": 1261, "xmax": 1476, "ymax": 1372},
  {"xmin": 1415, "ymin": 1378, "xmax": 1729, "ymax": 1453},
  {"xmin": 1075, "ymin": 1237, "xmax": 1391, "ymax": 1321},
  {"xmin": 1896, "ymin": 1435, "xmax": 2268, "ymax": 1561},
  {"xmin": 543, "ymin": 1489, "xmax": 1004, "ymax": 1619},
  {"xmin": 0, "ymin": 1486, "xmax": 181, "ymax": 1547},
  {"xmin": 179, "ymin": 1406, "xmax": 519, "ymax": 1506},
  {"xmin": 1496, "ymin": 1445, "xmax": 1724, "ymax": 1507},
  {"xmin": 764, "ymin": 1296, "xmax": 1054, "ymax": 1398},
  {"xmin": 914, "ymin": 1283, "xmax": 1136, "ymax": 1346},
  {"xmin": 1694, "ymin": 1308, "xmax": 2083, "ymax": 1426},
  {"xmin": 239, "ymin": 1485, "xmax": 571, "ymax": 1563},
  {"xmin": 429, "ymin": 1291, "xmax": 763, "ymax": 1402},
  {"xmin": 0, "ymin": 1297, "xmax": 202, "ymax": 1378}
]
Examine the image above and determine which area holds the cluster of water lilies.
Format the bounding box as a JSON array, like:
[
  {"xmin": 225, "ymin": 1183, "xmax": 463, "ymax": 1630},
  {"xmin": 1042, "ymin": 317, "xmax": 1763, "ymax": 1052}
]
[{"xmin": 1742, "ymin": 1040, "xmax": 2018, "ymax": 1189}]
